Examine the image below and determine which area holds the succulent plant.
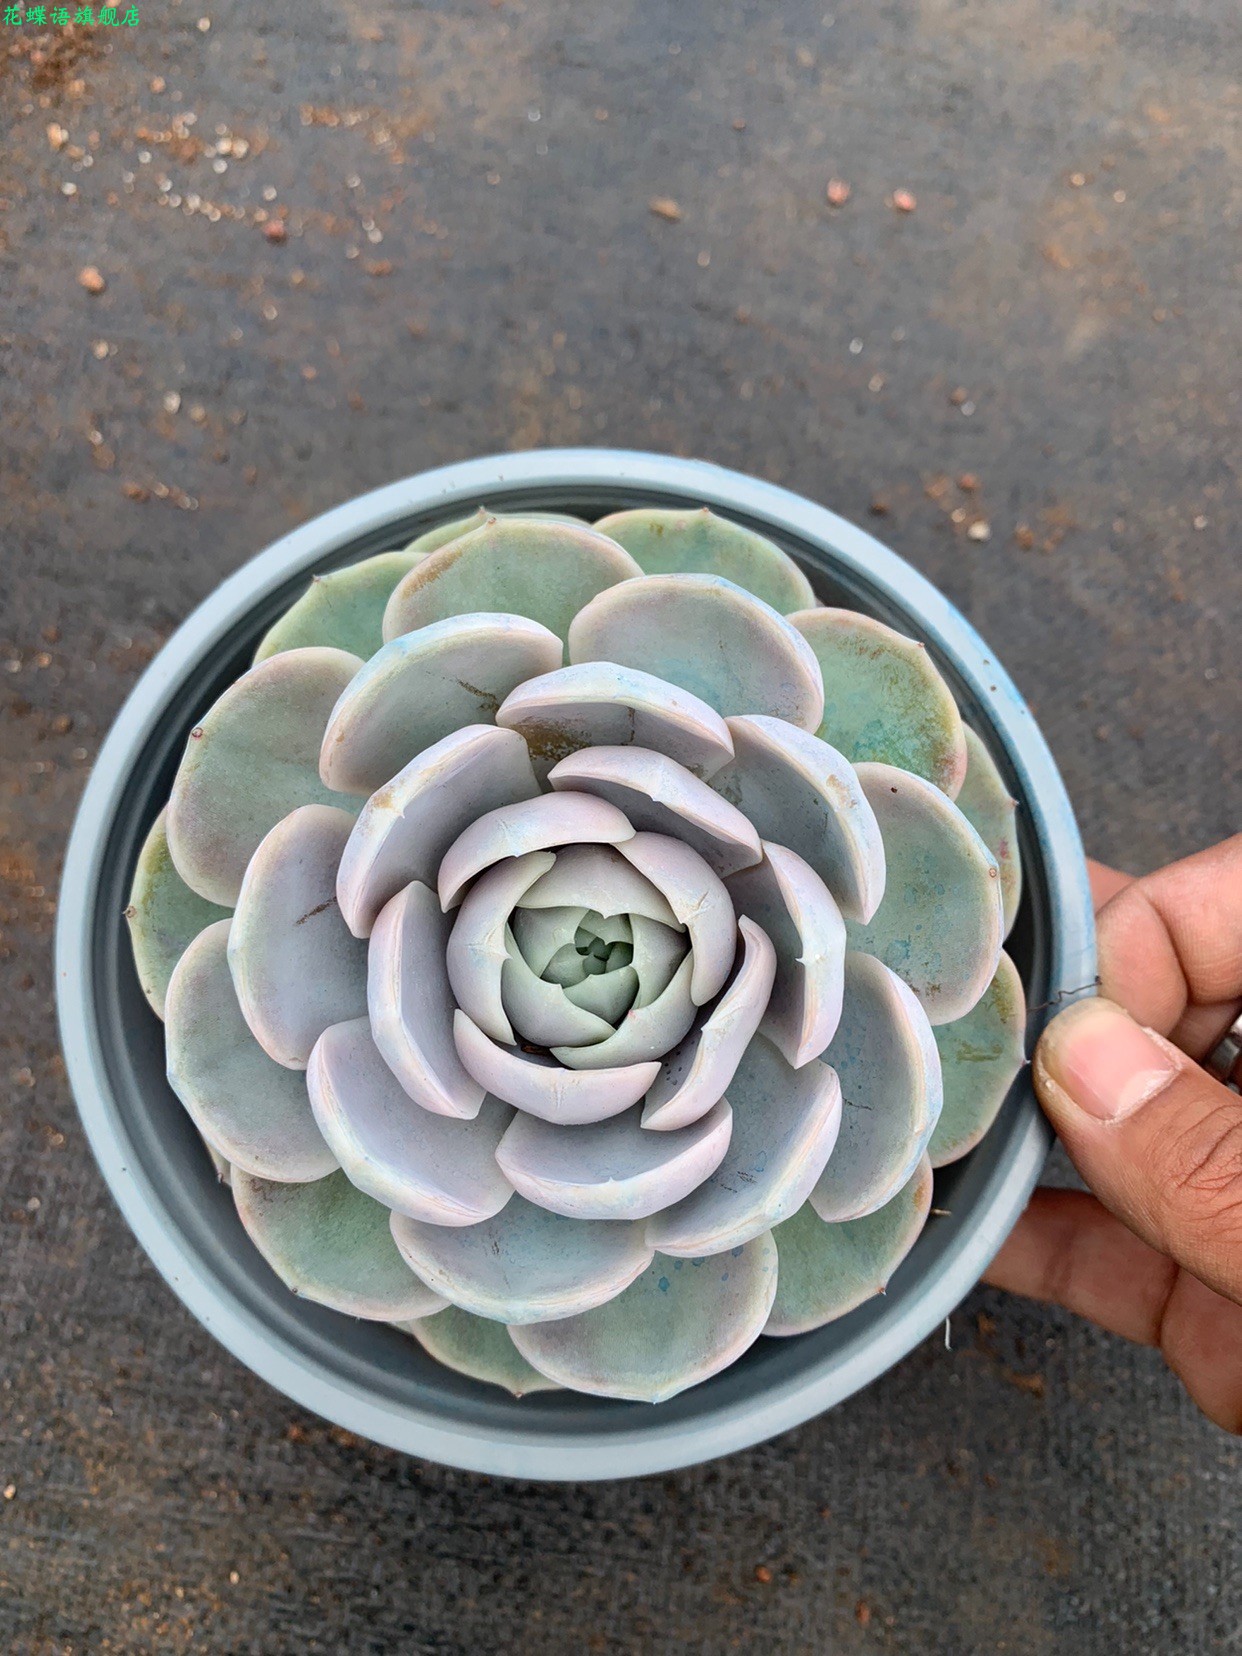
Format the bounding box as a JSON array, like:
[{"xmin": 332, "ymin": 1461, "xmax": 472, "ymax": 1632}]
[{"xmin": 127, "ymin": 504, "xmax": 1026, "ymax": 1403}]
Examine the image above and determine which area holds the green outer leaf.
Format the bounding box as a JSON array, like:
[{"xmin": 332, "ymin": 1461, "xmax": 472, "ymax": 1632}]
[
  {"xmin": 383, "ymin": 518, "xmax": 641, "ymax": 646},
  {"xmin": 511, "ymin": 1235, "xmax": 779, "ymax": 1403},
  {"xmin": 398, "ymin": 1307, "xmax": 562, "ymax": 1396},
  {"xmin": 790, "ymin": 608, "xmax": 967, "ymax": 798},
  {"xmin": 405, "ymin": 508, "xmax": 588, "ymax": 557},
  {"xmin": 568, "ymin": 574, "xmax": 825, "ymax": 732},
  {"xmin": 254, "ymin": 551, "xmax": 421, "ymax": 662},
  {"xmin": 955, "ymin": 725, "xmax": 1023, "ymax": 935},
  {"xmin": 845, "ymin": 763, "xmax": 1004, "ymax": 1025},
  {"xmin": 166, "ymin": 918, "xmax": 339, "ymax": 1183},
  {"xmin": 166, "ymin": 647, "xmax": 362, "ymax": 907},
  {"xmin": 595, "ymin": 506, "xmax": 814, "ymax": 613},
  {"xmin": 233, "ymin": 1168, "xmax": 445, "ymax": 1322},
  {"xmin": 126, "ymin": 807, "xmax": 230, "ymax": 1018},
  {"xmin": 928, "ymin": 949, "xmax": 1026, "ymax": 1167},
  {"xmin": 765, "ymin": 1155, "xmax": 934, "ymax": 1336},
  {"xmin": 404, "ymin": 509, "xmax": 492, "ymax": 556}
]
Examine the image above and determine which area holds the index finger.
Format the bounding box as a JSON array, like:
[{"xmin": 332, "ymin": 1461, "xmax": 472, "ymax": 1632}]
[
  {"xmin": 1095, "ymin": 834, "xmax": 1242, "ymax": 1056},
  {"xmin": 1088, "ymin": 858, "xmax": 1133, "ymax": 910}
]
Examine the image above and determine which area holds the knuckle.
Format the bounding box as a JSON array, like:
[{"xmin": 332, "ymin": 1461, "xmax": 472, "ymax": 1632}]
[{"xmin": 1160, "ymin": 1105, "xmax": 1242, "ymax": 1238}]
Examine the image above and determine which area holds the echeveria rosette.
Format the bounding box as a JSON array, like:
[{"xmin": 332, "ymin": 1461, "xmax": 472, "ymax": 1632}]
[{"xmin": 127, "ymin": 506, "xmax": 1027, "ymax": 1404}]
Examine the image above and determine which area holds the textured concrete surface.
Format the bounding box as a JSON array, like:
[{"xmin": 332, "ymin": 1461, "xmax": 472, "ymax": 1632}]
[{"xmin": 1, "ymin": 1, "xmax": 1239, "ymax": 1651}]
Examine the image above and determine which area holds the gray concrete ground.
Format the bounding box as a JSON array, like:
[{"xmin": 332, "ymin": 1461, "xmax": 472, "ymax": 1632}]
[{"xmin": 1, "ymin": 1, "xmax": 1239, "ymax": 1650}]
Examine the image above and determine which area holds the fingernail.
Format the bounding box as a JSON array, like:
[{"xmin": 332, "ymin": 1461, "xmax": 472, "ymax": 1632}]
[{"xmin": 1038, "ymin": 997, "xmax": 1181, "ymax": 1122}]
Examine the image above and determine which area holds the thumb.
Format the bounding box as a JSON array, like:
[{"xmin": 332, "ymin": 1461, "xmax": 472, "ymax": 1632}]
[{"xmin": 1034, "ymin": 997, "xmax": 1242, "ymax": 1305}]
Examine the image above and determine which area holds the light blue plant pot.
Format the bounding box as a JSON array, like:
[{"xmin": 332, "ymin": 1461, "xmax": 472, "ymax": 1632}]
[{"xmin": 56, "ymin": 450, "xmax": 1095, "ymax": 1480}]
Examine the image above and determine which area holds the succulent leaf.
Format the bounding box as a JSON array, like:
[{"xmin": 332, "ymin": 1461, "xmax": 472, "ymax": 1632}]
[
  {"xmin": 404, "ymin": 508, "xmax": 589, "ymax": 558},
  {"xmin": 510, "ymin": 1234, "xmax": 778, "ymax": 1403},
  {"xmin": 567, "ymin": 574, "xmax": 825, "ymax": 732},
  {"xmin": 454, "ymin": 1011, "xmax": 661, "ymax": 1123},
  {"xmin": 368, "ymin": 881, "xmax": 488, "ymax": 1119},
  {"xmin": 228, "ymin": 804, "xmax": 368, "ymax": 1069},
  {"xmin": 126, "ymin": 808, "xmax": 231, "ymax": 1019},
  {"xmin": 618, "ymin": 832, "xmax": 737, "ymax": 1005},
  {"xmin": 404, "ymin": 509, "xmax": 493, "ymax": 556},
  {"xmin": 336, "ymin": 724, "xmax": 539, "ymax": 937},
  {"xmin": 628, "ymin": 912, "xmax": 695, "ymax": 1009},
  {"xmin": 552, "ymin": 953, "xmax": 698, "ymax": 1069},
  {"xmin": 647, "ymin": 1036, "xmax": 842, "ymax": 1257},
  {"xmin": 515, "ymin": 844, "xmax": 680, "ymax": 928},
  {"xmin": 642, "ymin": 918, "xmax": 776, "ymax": 1130},
  {"xmin": 711, "ymin": 715, "xmax": 886, "ymax": 924},
  {"xmin": 383, "ymin": 518, "xmax": 642, "ymax": 645},
  {"xmin": 496, "ymin": 661, "xmax": 735, "ymax": 782},
  {"xmin": 809, "ymin": 953, "xmax": 941, "ymax": 1222},
  {"xmin": 234, "ymin": 1167, "xmax": 446, "ymax": 1321},
  {"xmin": 846, "ymin": 763, "xmax": 1004, "ymax": 1024},
  {"xmin": 594, "ymin": 506, "xmax": 815, "ymax": 613},
  {"xmin": 165, "ymin": 919, "xmax": 338, "ymax": 1182},
  {"xmin": 500, "ymin": 931, "xmax": 619, "ymax": 1047},
  {"xmin": 308, "ymin": 1018, "xmax": 513, "ymax": 1223},
  {"xmin": 559, "ymin": 957, "xmax": 642, "ymax": 1024},
  {"xmin": 205, "ymin": 1141, "xmax": 232, "ymax": 1185},
  {"xmin": 726, "ymin": 842, "xmax": 845, "ymax": 1069},
  {"xmin": 496, "ymin": 1098, "xmax": 733, "ymax": 1221},
  {"xmin": 437, "ymin": 790, "xmax": 636, "ymax": 912},
  {"xmin": 547, "ymin": 746, "xmax": 762, "ymax": 877},
  {"xmin": 167, "ymin": 647, "xmax": 363, "ymax": 906},
  {"xmin": 955, "ymin": 725, "xmax": 1023, "ymax": 935},
  {"xmin": 765, "ymin": 1155, "xmax": 934, "ymax": 1336},
  {"xmin": 444, "ymin": 850, "xmax": 557, "ymax": 1043},
  {"xmin": 508, "ymin": 903, "xmax": 590, "ymax": 977},
  {"xmin": 928, "ymin": 950, "xmax": 1026, "ymax": 1167},
  {"xmin": 400, "ymin": 1306, "xmax": 563, "ymax": 1396},
  {"xmin": 790, "ymin": 608, "xmax": 968, "ymax": 797},
  {"xmin": 320, "ymin": 613, "xmax": 563, "ymax": 796},
  {"xmin": 390, "ymin": 1194, "xmax": 653, "ymax": 1324},
  {"xmin": 254, "ymin": 552, "xmax": 421, "ymax": 664}
]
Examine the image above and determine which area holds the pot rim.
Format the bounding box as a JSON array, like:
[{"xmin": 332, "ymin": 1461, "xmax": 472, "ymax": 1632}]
[{"xmin": 56, "ymin": 448, "xmax": 1095, "ymax": 1480}]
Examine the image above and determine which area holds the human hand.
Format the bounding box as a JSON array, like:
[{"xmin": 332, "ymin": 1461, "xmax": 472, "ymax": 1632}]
[{"xmin": 984, "ymin": 835, "xmax": 1242, "ymax": 1432}]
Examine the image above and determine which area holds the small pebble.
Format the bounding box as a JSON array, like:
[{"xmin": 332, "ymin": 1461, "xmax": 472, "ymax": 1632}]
[
  {"xmin": 78, "ymin": 266, "xmax": 106, "ymax": 295},
  {"xmin": 967, "ymin": 520, "xmax": 992, "ymax": 542},
  {"xmin": 649, "ymin": 197, "xmax": 683, "ymax": 222},
  {"xmin": 892, "ymin": 188, "xmax": 917, "ymax": 212},
  {"xmin": 826, "ymin": 178, "xmax": 850, "ymax": 206}
]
